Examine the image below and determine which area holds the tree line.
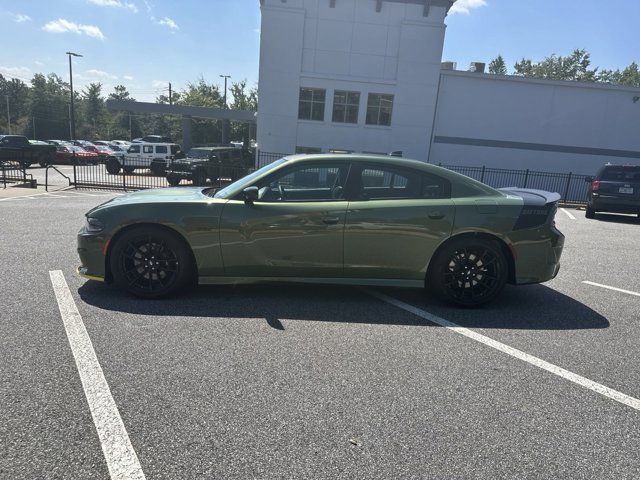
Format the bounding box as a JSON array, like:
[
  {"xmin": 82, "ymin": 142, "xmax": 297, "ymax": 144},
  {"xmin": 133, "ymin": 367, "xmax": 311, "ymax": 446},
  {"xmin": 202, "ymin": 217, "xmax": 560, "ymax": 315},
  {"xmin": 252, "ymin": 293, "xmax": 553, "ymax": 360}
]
[
  {"xmin": 0, "ymin": 73, "xmax": 257, "ymax": 145},
  {"xmin": 487, "ymin": 49, "xmax": 640, "ymax": 87}
]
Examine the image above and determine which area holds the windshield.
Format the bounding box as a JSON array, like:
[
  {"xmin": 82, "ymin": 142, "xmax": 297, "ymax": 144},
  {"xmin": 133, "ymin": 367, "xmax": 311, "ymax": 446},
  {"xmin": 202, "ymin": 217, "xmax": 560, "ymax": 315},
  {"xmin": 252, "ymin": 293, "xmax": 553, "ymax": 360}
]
[
  {"xmin": 214, "ymin": 158, "xmax": 287, "ymax": 199},
  {"xmin": 187, "ymin": 149, "xmax": 211, "ymax": 159}
]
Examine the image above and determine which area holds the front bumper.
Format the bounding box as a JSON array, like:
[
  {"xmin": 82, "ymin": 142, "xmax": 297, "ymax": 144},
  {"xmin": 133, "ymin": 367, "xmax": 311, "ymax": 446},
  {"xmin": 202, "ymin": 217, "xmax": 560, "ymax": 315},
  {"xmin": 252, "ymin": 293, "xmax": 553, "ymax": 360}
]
[{"xmin": 77, "ymin": 229, "xmax": 108, "ymax": 281}]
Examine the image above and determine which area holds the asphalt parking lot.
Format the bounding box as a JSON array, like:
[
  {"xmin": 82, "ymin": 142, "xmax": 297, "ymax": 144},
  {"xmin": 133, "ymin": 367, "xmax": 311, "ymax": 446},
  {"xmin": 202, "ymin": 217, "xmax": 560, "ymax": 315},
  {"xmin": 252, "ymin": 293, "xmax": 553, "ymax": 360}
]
[{"xmin": 1, "ymin": 190, "xmax": 640, "ymax": 479}]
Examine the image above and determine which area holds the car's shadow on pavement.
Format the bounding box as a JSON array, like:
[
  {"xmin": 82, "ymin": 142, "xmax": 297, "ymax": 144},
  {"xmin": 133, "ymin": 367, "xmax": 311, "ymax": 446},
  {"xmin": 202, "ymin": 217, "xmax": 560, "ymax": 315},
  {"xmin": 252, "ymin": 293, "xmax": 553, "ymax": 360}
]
[
  {"xmin": 592, "ymin": 213, "xmax": 639, "ymax": 225},
  {"xmin": 78, "ymin": 280, "xmax": 608, "ymax": 331}
]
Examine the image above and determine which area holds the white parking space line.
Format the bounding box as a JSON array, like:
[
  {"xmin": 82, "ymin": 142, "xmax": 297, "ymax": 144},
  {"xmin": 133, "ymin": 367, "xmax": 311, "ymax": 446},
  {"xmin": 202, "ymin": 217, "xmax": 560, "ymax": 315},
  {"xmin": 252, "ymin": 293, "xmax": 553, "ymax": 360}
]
[
  {"xmin": 366, "ymin": 289, "xmax": 640, "ymax": 412},
  {"xmin": 583, "ymin": 281, "xmax": 640, "ymax": 298},
  {"xmin": 560, "ymin": 208, "xmax": 576, "ymax": 220},
  {"xmin": 49, "ymin": 271, "xmax": 146, "ymax": 480}
]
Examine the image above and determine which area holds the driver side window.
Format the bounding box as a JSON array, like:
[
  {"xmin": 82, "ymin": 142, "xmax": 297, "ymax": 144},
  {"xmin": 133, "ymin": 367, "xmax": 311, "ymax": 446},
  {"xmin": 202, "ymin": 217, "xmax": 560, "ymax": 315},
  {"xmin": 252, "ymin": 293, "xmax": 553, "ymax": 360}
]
[{"xmin": 256, "ymin": 164, "xmax": 349, "ymax": 202}]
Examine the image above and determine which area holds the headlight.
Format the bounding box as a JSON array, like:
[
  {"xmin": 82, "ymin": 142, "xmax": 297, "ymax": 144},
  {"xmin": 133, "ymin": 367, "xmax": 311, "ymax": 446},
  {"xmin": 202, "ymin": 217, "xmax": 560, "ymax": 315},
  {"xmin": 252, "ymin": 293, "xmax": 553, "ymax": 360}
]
[{"xmin": 84, "ymin": 217, "xmax": 104, "ymax": 233}]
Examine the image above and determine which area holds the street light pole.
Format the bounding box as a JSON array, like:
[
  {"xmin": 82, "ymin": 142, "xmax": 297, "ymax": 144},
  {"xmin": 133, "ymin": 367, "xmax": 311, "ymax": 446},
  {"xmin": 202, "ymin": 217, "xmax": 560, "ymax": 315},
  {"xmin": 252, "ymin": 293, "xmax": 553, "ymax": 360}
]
[
  {"xmin": 5, "ymin": 95, "xmax": 11, "ymax": 134},
  {"xmin": 66, "ymin": 51, "xmax": 83, "ymax": 140},
  {"xmin": 219, "ymin": 74, "xmax": 231, "ymax": 144}
]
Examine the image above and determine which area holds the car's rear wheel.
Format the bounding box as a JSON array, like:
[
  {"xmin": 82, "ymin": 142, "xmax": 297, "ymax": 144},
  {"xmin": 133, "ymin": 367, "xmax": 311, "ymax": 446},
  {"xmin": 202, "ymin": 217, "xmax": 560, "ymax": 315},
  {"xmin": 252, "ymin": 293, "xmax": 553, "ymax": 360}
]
[
  {"xmin": 110, "ymin": 226, "xmax": 194, "ymax": 298},
  {"xmin": 166, "ymin": 175, "xmax": 181, "ymax": 186},
  {"xmin": 123, "ymin": 166, "xmax": 135, "ymax": 174},
  {"xmin": 428, "ymin": 237, "xmax": 508, "ymax": 308},
  {"xmin": 106, "ymin": 157, "xmax": 121, "ymax": 174},
  {"xmin": 585, "ymin": 206, "xmax": 596, "ymax": 219}
]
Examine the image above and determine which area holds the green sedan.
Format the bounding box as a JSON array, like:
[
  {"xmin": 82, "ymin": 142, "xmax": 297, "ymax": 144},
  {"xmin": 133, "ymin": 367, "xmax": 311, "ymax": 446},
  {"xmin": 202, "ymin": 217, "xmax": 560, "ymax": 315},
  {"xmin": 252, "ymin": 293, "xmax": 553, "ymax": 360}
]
[{"xmin": 77, "ymin": 154, "xmax": 564, "ymax": 307}]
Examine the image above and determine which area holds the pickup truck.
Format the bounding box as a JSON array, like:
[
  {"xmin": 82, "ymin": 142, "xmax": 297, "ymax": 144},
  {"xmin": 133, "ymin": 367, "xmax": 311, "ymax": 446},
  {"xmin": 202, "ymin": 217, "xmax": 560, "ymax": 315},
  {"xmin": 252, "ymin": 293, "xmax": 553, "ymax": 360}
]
[{"xmin": 0, "ymin": 135, "xmax": 57, "ymax": 168}]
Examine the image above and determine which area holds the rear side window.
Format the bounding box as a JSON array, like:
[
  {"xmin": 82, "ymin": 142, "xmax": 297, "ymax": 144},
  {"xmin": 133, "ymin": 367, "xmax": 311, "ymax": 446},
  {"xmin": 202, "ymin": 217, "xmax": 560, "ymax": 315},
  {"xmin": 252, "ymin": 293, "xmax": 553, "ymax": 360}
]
[
  {"xmin": 356, "ymin": 166, "xmax": 450, "ymax": 200},
  {"xmin": 143, "ymin": 145, "xmax": 153, "ymax": 153},
  {"xmin": 601, "ymin": 167, "xmax": 640, "ymax": 182},
  {"xmin": 155, "ymin": 145, "xmax": 168, "ymax": 154}
]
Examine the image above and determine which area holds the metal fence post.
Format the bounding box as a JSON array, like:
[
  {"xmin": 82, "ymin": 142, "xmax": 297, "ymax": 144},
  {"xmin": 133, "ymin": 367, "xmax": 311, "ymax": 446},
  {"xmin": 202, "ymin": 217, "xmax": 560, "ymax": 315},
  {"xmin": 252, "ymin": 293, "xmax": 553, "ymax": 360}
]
[
  {"xmin": 480, "ymin": 165, "xmax": 486, "ymax": 183},
  {"xmin": 523, "ymin": 169, "xmax": 529, "ymax": 188},
  {"xmin": 73, "ymin": 152, "xmax": 77, "ymax": 189},
  {"xmin": 122, "ymin": 156, "xmax": 127, "ymax": 191},
  {"xmin": 563, "ymin": 172, "xmax": 573, "ymax": 201}
]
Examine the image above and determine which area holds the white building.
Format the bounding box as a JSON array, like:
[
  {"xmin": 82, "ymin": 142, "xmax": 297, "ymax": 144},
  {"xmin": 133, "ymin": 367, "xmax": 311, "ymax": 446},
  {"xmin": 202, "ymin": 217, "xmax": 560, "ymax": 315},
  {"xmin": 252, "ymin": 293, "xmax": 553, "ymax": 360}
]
[{"xmin": 257, "ymin": 0, "xmax": 640, "ymax": 175}]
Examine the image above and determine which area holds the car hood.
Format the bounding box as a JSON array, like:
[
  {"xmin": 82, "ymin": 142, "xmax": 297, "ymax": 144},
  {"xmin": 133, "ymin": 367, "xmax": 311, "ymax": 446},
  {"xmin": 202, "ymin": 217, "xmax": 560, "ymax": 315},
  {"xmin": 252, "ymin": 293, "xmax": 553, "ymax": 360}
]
[{"xmin": 87, "ymin": 187, "xmax": 218, "ymax": 214}]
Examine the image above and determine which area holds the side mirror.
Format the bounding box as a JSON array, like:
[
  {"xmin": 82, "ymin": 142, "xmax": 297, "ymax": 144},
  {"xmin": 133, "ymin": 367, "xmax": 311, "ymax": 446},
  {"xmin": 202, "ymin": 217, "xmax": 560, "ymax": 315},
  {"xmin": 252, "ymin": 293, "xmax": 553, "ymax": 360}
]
[
  {"xmin": 243, "ymin": 186, "xmax": 259, "ymax": 204},
  {"xmin": 584, "ymin": 176, "xmax": 593, "ymax": 183}
]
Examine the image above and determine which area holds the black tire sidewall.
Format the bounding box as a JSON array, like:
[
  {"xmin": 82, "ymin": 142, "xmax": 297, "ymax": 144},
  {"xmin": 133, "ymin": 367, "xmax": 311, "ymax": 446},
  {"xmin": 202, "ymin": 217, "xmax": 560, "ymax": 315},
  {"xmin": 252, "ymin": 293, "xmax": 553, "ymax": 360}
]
[
  {"xmin": 429, "ymin": 237, "xmax": 508, "ymax": 308},
  {"xmin": 110, "ymin": 226, "xmax": 194, "ymax": 298},
  {"xmin": 106, "ymin": 158, "xmax": 121, "ymax": 174}
]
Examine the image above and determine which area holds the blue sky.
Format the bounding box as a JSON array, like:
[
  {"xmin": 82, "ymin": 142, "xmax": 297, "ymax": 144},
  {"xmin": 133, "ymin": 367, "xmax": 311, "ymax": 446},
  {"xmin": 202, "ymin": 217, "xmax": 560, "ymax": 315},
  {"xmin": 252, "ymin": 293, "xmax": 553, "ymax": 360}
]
[{"xmin": 1, "ymin": 0, "xmax": 639, "ymax": 102}]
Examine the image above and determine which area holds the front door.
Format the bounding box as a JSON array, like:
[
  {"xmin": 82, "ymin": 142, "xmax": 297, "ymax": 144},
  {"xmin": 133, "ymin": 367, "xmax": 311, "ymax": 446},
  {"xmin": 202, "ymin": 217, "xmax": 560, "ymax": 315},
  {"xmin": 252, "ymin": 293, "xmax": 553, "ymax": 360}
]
[
  {"xmin": 220, "ymin": 162, "xmax": 350, "ymax": 278},
  {"xmin": 344, "ymin": 164, "xmax": 455, "ymax": 280}
]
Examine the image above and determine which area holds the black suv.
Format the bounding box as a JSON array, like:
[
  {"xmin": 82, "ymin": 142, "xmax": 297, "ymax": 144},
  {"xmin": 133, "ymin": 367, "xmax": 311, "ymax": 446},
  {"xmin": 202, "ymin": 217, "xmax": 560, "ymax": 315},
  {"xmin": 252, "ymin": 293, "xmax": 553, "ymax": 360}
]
[
  {"xmin": 585, "ymin": 164, "xmax": 640, "ymax": 219},
  {"xmin": 165, "ymin": 147, "xmax": 253, "ymax": 186}
]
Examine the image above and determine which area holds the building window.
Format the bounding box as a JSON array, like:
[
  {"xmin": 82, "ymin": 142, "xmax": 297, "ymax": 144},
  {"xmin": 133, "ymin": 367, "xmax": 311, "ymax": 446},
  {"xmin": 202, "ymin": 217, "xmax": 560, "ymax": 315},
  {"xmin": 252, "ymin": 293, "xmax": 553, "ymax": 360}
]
[
  {"xmin": 366, "ymin": 93, "xmax": 394, "ymax": 126},
  {"xmin": 296, "ymin": 146, "xmax": 322, "ymax": 154},
  {"xmin": 298, "ymin": 88, "xmax": 326, "ymax": 121},
  {"xmin": 332, "ymin": 90, "xmax": 360, "ymax": 124}
]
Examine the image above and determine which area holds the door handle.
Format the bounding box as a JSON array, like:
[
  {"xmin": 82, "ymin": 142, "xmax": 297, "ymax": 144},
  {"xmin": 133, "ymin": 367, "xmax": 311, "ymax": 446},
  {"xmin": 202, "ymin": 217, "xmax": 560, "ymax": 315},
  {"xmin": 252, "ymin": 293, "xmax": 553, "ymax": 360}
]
[
  {"xmin": 428, "ymin": 211, "xmax": 445, "ymax": 220},
  {"xmin": 322, "ymin": 217, "xmax": 341, "ymax": 225}
]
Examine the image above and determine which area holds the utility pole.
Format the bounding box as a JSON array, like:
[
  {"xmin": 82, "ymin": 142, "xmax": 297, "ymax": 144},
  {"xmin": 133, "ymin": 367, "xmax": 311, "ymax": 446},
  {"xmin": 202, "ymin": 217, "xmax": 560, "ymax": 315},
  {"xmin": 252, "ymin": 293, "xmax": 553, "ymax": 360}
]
[
  {"xmin": 169, "ymin": 82, "xmax": 173, "ymax": 105},
  {"xmin": 66, "ymin": 51, "xmax": 83, "ymax": 140},
  {"xmin": 32, "ymin": 117, "xmax": 36, "ymax": 139},
  {"xmin": 5, "ymin": 95, "xmax": 11, "ymax": 134},
  {"xmin": 129, "ymin": 113, "xmax": 132, "ymax": 141},
  {"xmin": 219, "ymin": 74, "xmax": 231, "ymax": 144},
  {"xmin": 68, "ymin": 104, "xmax": 72, "ymax": 140}
]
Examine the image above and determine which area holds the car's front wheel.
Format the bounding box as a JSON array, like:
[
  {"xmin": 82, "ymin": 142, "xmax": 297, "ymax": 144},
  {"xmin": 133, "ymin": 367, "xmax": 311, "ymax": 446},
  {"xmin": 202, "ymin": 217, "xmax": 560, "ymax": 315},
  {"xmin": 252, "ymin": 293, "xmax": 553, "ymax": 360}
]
[
  {"xmin": 110, "ymin": 225, "xmax": 195, "ymax": 298},
  {"xmin": 428, "ymin": 237, "xmax": 508, "ymax": 308},
  {"xmin": 585, "ymin": 206, "xmax": 595, "ymax": 219},
  {"xmin": 166, "ymin": 175, "xmax": 181, "ymax": 186}
]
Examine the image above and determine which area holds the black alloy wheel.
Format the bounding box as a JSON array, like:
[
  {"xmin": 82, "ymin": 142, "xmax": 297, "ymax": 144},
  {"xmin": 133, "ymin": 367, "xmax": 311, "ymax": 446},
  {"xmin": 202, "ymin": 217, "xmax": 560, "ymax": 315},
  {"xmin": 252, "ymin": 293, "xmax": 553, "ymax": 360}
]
[
  {"xmin": 110, "ymin": 226, "xmax": 194, "ymax": 298},
  {"xmin": 429, "ymin": 238, "xmax": 508, "ymax": 307}
]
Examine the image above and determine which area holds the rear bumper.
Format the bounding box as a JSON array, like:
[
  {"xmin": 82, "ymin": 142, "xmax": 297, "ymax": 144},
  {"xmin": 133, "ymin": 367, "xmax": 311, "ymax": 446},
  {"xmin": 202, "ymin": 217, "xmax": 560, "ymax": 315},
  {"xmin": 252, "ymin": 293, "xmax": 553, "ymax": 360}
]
[
  {"xmin": 509, "ymin": 225, "xmax": 565, "ymax": 285},
  {"xmin": 590, "ymin": 195, "xmax": 640, "ymax": 214}
]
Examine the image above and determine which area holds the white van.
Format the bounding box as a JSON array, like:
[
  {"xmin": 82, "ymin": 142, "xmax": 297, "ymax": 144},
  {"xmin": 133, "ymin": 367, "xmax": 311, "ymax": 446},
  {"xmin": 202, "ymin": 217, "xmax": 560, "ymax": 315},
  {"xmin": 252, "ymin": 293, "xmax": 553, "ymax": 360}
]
[{"xmin": 106, "ymin": 143, "xmax": 181, "ymax": 175}]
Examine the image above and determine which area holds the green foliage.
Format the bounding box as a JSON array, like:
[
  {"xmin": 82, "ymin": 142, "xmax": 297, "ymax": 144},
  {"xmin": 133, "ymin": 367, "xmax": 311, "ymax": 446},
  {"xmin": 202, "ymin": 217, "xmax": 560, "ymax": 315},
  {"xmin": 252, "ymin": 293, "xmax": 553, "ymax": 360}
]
[
  {"xmin": 2, "ymin": 70, "xmax": 259, "ymax": 145},
  {"xmin": 488, "ymin": 55, "xmax": 507, "ymax": 75},
  {"xmin": 513, "ymin": 49, "xmax": 598, "ymax": 82},
  {"xmin": 597, "ymin": 62, "xmax": 640, "ymax": 87}
]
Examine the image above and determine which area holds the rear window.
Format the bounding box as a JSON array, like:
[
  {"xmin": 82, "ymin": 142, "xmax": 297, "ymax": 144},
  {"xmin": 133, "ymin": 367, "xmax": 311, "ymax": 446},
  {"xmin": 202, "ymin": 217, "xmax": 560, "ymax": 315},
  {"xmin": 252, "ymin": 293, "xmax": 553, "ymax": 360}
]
[{"xmin": 601, "ymin": 167, "xmax": 640, "ymax": 182}]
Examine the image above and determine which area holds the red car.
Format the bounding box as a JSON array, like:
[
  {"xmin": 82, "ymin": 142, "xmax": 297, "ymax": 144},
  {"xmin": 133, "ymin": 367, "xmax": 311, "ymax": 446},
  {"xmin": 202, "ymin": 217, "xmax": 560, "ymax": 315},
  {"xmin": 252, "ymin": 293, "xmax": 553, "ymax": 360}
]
[
  {"xmin": 82, "ymin": 144, "xmax": 117, "ymax": 163},
  {"xmin": 55, "ymin": 145, "xmax": 100, "ymax": 165}
]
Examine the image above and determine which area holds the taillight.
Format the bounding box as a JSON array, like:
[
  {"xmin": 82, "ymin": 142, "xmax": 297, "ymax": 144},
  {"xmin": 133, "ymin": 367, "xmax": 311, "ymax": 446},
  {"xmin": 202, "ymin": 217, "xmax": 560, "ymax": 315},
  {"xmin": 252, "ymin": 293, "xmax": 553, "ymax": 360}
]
[{"xmin": 591, "ymin": 180, "xmax": 601, "ymax": 191}]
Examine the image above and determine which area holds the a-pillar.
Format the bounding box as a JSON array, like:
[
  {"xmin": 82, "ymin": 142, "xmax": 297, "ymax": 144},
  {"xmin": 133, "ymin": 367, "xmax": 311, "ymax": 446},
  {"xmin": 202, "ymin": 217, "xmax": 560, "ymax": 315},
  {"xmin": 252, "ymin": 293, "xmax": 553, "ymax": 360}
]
[{"xmin": 181, "ymin": 115, "xmax": 193, "ymax": 151}]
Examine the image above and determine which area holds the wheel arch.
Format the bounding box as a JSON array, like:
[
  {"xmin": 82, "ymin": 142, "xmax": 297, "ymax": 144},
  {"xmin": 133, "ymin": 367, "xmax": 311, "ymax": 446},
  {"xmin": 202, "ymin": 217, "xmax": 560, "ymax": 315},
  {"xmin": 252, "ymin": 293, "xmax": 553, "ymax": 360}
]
[
  {"xmin": 426, "ymin": 232, "xmax": 516, "ymax": 286},
  {"xmin": 104, "ymin": 222, "xmax": 197, "ymax": 284}
]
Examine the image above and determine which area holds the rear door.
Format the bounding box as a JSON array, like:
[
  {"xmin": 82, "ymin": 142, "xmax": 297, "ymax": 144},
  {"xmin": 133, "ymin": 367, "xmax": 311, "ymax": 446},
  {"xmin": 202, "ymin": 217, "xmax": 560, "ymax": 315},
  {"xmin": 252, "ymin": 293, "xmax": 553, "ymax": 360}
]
[{"xmin": 343, "ymin": 164, "xmax": 455, "ymax": 281}]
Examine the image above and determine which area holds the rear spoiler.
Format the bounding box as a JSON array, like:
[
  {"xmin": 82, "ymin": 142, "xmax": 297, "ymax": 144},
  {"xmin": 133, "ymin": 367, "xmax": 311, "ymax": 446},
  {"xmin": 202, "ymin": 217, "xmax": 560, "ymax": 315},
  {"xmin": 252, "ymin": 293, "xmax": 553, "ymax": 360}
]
[{"xmin": 499, "ymin": 188, "xmax": 561, "ymax": 206}]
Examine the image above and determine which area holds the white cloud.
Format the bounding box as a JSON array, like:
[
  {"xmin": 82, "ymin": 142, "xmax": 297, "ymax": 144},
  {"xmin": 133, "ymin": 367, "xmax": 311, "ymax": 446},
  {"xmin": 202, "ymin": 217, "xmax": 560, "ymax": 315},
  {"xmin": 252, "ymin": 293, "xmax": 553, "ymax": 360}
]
[
  {"xmin": 449, "ymin": 0, "xmax": 487, "ymax": 15},
  {"xmin": 34, "ymin": 60, "xmax": 44, "ymax": 67},
  {"xmin": 123, "ymin": 75, "xmax": 134, "ymax": 81},
  {"xmin": 87, "ymin": 0, "xmax": 138, "ymax": 13},
  {"xmin": 0, "ymin": 65, "xmax": 32, "ymax": 79},
  {"xmin": 156, "ymin": 16, "xmax": 178, "ymax": 31},
  {"xmin": 86, "ymin": 69, "xmax": 118, "ymax": 80},
  {"xmin": 43, "ymin": 18, "xmax": 105, "ymax": 39},
  {"xmin": 12, "ymin": 13, "xmax": 31, "ymax": 23},
  {"xmin": 151, "ymin": 79, "xmax": 168, "ymax": 89}
]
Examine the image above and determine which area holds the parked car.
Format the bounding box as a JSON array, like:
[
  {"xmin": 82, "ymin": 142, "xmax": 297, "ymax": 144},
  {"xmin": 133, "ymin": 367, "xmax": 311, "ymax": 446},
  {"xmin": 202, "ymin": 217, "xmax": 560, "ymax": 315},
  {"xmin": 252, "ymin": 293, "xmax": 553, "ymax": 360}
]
[
  {"xmin": 93, "ymin": 140, "xmax": 112, "ymax": 147},
  {"xmin": 47, "ymin": 139, "xmax": 73, "ymax": 147},
  {"xmin": 585, "ymin": 164, "xmax": 640, "ymax": 219},
  {"xmin": 132, "ymin": 135, "xmax": 173, "ymax": 144},
  {"xmin": 82, "ymin": 144, "xmax": 120, "ymax": 163},
  {"xmin": 165, "ymin": 146, "xmax": 253, "ymax": 186},
  {"xmin": 106, "ymin": 142, "xmax": 181, "ymax": 175},
  {"xmin": 55, "ymin": 145, "xmax": 100, "ymax": 165},
  {"xmin": 0, "ymin": 134, "xmax": 56, "ymax": 167},
  {"xmin": 77, "ymin": 154, "xmax": 565, "ymax": 307},
  {"xmin": 109, "ymin": 140, "xmax": 131, "ymax": 148}
]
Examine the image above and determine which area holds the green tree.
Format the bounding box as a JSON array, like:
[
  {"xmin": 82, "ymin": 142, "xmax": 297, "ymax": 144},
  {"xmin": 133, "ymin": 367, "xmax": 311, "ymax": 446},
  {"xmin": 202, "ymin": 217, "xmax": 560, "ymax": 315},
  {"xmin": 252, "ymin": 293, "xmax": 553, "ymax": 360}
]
[
  {"xmin": 106, "ymin": 85, "xmax": 140, "ymax": 140},
  {"xmin": 513, "ymin": 49, "xmax": 598, "ymax": 82},
  {"xmin": 0, "ymin": 75, "xmax": 30, "ymax": 133},
  {"xmin": 229, "ymin": 79, "xmax": 258, "ymax": 145},
  {"xmin": 598, "ymin": 62, "xmax": 640, "ymax": 87},
  {"xmin": 488, "ymin": 55, "xmax": 508, "ymax": 75},
  {"xmin": 28, "ymin": 73, "xmax": 71, "ymax": 139},
  {"xmin": 79, "ymin": 82, "xmax": 105, "ymax": 139}
]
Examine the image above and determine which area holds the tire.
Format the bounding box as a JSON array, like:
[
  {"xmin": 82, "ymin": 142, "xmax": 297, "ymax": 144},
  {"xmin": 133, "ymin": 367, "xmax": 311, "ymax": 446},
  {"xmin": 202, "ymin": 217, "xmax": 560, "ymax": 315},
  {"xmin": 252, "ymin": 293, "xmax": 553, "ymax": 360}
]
[
  {"xmin": 124, "ymin": 166, "xmax": 135, "ymax": 174},
  {"xmin": 428, "ymin": 237, "xmax": 509, "ymax": 308},
  {"xmin": 167, "ymin": 176, "xmax": 181, "ymax": 187},
  {"xmin": 192, "ymin": 169, "xmax": 207, "ymax": 186},
  {"xmin": 106, "ymin": 157, "xmax": 122, "ymax": 175},
  {"xmin": 110, "ymin": 225, "xmax": 195, "ymax": 298},
  {"xmin": 39, "ymin": 160, "xmax": 48, "ymax": 168},
  {"xmin": 585, "ymin": 206, "xmax": 595, "ymax": 219},
  {"xmin": 150, "ymin": 161, "xmax": 165, "ymax": 176},
  {"xmin": 22, "ymin": 161, "xmax": 32, "ymax": 169}
]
